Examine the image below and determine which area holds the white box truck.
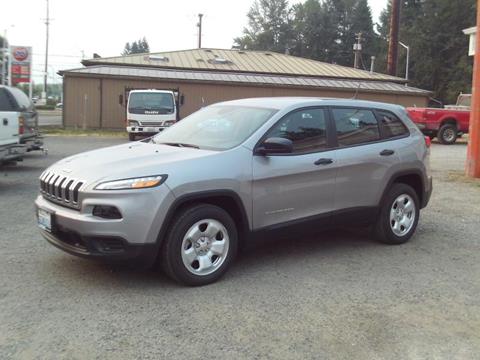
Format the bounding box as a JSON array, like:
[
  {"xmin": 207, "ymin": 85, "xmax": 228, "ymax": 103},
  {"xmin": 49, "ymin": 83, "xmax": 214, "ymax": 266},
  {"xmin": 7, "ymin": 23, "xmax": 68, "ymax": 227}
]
[{"xmin": 125, "ymin": 89, "xmax": 183, "ymax": 141}]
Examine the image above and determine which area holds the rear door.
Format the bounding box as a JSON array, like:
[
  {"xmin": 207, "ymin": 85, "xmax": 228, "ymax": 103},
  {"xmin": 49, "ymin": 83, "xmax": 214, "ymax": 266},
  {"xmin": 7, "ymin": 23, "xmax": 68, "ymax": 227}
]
[
  {"xmin": 330, "ymin": 107, "xmax": 402, "ymax": 220},
  {"xmin": 0, "ymin": 88, "xmax": 20, "ymax": 147},
  {"xmin": 252, "ymin": 107, "xmax": 337, "ymax": 229}
]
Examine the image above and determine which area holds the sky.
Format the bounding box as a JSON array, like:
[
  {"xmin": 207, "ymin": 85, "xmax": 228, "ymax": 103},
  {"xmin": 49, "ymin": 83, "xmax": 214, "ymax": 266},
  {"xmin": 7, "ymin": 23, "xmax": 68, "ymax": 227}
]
[{"xmin": 1, "ymin": 0, "xmax": 389, "ymax": 84}]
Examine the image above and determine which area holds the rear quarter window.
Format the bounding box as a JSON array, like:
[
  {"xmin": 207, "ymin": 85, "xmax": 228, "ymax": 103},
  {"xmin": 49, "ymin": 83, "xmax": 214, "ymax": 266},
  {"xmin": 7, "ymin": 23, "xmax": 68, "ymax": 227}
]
[
  {"xmin": 376, "ymin": 110, "xmax": 409, "ymax": 138},
  {"xmin": 0, "ymin": 88, "xmax": 18, "ymax": 111},
  {"xmin": 8, "ymin": 87, "xmax": 33, "ymax": 111}
]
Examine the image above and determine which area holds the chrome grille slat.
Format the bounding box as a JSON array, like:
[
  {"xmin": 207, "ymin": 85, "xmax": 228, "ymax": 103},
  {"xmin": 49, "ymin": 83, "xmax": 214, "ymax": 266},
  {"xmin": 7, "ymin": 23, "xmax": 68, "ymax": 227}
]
[{"xmin": 39, "ymin": 171, "xmax": 84, "ymax": 209}]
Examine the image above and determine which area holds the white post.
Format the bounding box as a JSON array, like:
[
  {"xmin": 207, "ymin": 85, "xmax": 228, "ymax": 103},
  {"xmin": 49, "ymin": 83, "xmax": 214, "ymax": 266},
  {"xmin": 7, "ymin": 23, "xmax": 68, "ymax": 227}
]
[
  {"xmin": 399, "ymin": 42, "xmax": 410, "ymax": 81},
  {"xmin": 1, "ymin": 29, "xmax": 6, "ymax": 85},
  {"xmin": 7, "ymin": 46, "xmax": 12, "ymax": 86}
]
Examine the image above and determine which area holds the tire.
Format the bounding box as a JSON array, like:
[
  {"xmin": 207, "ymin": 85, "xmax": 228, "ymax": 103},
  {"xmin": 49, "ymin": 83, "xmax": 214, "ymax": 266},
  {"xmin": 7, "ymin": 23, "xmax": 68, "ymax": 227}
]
[
  {"xmin": 160, "ymin": 204, "xmax": 238, "ymax": 286},
  {"xmin": 374, "ymin": 183, "xmax": 420, "ymax": 245},
  {"xmin": 128, "ymin": 133, "xmax": 136, "ymax": 141},
  {"xmin": 438, "ymin": 123, "xmax": 458, "ymax": 144}
]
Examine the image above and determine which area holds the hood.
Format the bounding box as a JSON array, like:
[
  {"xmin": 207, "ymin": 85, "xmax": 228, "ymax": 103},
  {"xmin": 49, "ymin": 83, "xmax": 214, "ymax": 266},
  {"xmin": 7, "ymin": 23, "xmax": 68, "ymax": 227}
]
[{"xmin": 47, "ymin": 141, "xmax": 217, "ymax": 186}]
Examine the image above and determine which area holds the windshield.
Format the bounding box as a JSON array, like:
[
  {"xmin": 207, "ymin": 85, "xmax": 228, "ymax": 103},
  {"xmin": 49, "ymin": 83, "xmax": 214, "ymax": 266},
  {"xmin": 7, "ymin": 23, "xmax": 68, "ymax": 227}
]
[
  {"xmin": 152, "ymin": 105, "xmax": 277, "ymax": 150},
  {"xmin": 128, "ymin": 92, "xmax": 174, "ymax": 114}
]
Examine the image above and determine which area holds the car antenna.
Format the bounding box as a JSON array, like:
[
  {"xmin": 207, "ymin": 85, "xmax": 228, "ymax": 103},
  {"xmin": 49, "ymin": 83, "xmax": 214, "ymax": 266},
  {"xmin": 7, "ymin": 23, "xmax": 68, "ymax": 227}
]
[{"xmin": 352, "ymin": 82, "xmax": 362, "ymax": 99}]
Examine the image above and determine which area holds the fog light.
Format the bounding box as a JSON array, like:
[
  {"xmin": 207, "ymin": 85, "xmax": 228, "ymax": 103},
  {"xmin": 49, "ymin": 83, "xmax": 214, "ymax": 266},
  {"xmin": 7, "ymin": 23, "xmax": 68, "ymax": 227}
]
[{"xmin": 92, "ymin": 205, "xmax": 122, "ymax": 219}]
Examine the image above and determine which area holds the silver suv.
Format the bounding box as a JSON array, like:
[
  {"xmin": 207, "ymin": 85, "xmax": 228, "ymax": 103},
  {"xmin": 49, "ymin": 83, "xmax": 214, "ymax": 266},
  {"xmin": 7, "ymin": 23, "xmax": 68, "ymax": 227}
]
[{"xmin": 35, "ymin": 98, "xmax": 432, "ymax": 286}]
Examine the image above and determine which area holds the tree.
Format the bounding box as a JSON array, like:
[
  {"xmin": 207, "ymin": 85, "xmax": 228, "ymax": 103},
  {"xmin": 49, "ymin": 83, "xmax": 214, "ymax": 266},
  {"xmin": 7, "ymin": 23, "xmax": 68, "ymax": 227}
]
[
  {"xmin": 234, "ymin": 0, "xmax": 293, "ymax": 53},
  {"xmin": 377, "ymin": 0, "xmax": 475, "ymax": 103},
  {"xmin": 122, "ymin": 37, "xmax": 150, "ymax": 55}
]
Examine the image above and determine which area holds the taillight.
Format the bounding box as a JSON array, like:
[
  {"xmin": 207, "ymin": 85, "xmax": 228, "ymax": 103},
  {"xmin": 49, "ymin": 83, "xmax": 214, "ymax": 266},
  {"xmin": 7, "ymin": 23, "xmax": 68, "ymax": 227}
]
[
  {"xmin": 18, "ymin": 116, "xmax": 25, "ymax": 135},
  {"xmin": 424, "ymin": 136, "xmax": 431, "ymax": 148}
]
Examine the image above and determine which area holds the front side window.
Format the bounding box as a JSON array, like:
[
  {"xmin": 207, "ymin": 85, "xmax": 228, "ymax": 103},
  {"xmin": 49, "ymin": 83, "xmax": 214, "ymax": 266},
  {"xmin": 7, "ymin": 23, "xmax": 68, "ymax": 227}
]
[
  {"xmin": 332, "ymin": 108, "xmax": 380, "ymax": 146},
  {"xmin": 377, "ymin": 110, "xmax": 408, "ymax": 138},
  {"xmin": 152, "ymin": 105, "xmax": 277, "ymax": 151},
  {"xmin": 266, "ymin": 108, "xmax": 328, "ymax": 154}
]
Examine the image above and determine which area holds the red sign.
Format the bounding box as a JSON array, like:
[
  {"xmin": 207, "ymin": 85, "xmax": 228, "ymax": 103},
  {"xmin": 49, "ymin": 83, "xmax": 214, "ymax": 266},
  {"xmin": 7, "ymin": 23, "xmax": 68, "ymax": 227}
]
[{"xmin": 10, "ymin": 45, "xmax": 32, "ymax": 85}]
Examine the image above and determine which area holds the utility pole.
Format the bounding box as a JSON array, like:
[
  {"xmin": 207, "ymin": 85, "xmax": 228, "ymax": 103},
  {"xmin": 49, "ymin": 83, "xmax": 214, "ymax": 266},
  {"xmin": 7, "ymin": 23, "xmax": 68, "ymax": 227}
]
[
  {"xmin": 197, "ymin": 14, "xmax": 203, "ymax": 49},
  {"xmin": 387, "ymin": 0, "xmax": 400, "ymax": 76},
  {"xmin": 466, "ymin": 1, "xmax": 480, "ymax": 178},
  {"xmin": 43, "ymin": 0, "xmax": 50, "ymax": 99},
  {"xmin": 1, "ymin": 29, "xmax": 7, "ymax": 86},
  {"xmin": 353, "ymin": 32, "xmax": 363, "ymax": 69}
]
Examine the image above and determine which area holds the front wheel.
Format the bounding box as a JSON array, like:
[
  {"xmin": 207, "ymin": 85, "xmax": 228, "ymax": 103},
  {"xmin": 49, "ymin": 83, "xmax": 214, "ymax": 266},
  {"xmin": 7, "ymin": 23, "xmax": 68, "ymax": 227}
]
[
  {"xmin": 438, "ymin": 123, "xmax": 457, "ymax": 145},
  {"xmin": 160, "ymin": 204, "xmax": 238, "ymax": 286},
  {"xmin": 374, "ymin": 183, "xmax": 420, "ymax": 245}
]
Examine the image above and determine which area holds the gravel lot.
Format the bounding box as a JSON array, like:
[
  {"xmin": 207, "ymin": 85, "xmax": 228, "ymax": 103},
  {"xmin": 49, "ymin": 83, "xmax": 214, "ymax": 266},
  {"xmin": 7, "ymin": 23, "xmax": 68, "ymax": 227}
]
[{"xmin": 1, "ymin": 136, "xmax": 479, "ymax": 359}]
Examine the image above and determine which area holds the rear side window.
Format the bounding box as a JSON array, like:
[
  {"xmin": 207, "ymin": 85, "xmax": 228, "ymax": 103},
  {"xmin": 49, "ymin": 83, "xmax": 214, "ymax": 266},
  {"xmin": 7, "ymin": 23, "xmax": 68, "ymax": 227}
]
[
  {"xmin": 377, "ymin": 110, "xmax": 409, "ymax": 138},
  {"xmin": 0, "ymin": 88, "xmax": 17, "ymax": 111},
  {"xmin": 267, "ymin": 108, "xmax": 327, "ymax": 153},
  {"xmin": 8, "ymin": 87, "xmax": 33, "ymax": 110},
  {"xmin": 332, "ymin": 108, "xmax": 380, "ymax": 146}
]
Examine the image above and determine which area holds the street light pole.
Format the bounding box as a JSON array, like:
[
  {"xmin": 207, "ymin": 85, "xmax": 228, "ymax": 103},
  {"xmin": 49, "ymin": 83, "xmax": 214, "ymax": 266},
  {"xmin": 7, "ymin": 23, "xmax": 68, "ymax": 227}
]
[
  {"xmin": 399, "ymin": 41, "xmax": 410, "ymax": 81},
  {"xmin": 43, "ymin": 0, "xmax": 50, "ymax": 99}
]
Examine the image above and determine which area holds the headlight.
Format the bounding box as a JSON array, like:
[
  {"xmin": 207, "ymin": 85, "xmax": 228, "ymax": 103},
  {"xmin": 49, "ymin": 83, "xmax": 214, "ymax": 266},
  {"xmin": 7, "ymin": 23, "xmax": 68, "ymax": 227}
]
[
  {"xmin": 95, "ymin": 175, "xmax": 167, "ymax": 190},
  {"xmin": 128, "ymin": 120, "xmax": 139, "ymax": 126}
]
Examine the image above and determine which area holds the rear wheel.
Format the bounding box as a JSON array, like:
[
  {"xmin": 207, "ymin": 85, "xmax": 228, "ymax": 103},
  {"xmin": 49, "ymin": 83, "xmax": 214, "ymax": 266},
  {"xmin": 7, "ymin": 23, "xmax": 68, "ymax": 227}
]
[
  {"xmin": 374, "ymin": 183, "xmax": 420, "ymax": 245},
  {"xmin": 438, "ymin": 123, "xmax": 458, "ymax": 144},
  {"xmin": 160, "ymin": 204, "xmax": 238, "ymax": 286}
]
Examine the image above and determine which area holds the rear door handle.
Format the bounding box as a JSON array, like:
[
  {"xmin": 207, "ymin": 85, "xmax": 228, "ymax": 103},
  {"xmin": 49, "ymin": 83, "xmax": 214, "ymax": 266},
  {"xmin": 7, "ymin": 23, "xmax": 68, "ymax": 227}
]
[
  {"xmin": 380, "ymin": 149, "xmax": 395, "ymax": 156},
  {"xmin": 314, "ymin": 158, "xmax": 333, "ymax": 165}
]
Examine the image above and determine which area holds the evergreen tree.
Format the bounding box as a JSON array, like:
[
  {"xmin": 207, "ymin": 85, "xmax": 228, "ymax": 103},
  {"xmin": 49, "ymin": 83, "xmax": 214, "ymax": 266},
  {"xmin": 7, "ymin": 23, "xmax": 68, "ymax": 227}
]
[
  {"xmin": 122, "ymin": 38, "xmax": 150, "ymax": 55},
  {"xmin": 234, "ymin": 0, "xmax": 293, "ymax": 53}
]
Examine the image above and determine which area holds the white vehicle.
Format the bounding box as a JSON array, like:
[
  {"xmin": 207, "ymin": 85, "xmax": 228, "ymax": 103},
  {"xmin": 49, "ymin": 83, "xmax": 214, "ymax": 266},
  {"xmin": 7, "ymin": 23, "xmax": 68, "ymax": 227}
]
[
  {"xmin": 126, "ymin": 89, "xmax": 180, "ymax": 141},
  {"xmin": 0, "ymin": 86, "xmax": 26, "ymax": 164}
]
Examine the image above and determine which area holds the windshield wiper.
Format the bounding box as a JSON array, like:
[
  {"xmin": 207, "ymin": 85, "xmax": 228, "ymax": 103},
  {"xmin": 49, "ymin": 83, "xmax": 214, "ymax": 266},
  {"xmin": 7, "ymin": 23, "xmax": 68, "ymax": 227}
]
[{"xmin": 159, "ymin": 142, "xmax": 200, "ymax": 149}]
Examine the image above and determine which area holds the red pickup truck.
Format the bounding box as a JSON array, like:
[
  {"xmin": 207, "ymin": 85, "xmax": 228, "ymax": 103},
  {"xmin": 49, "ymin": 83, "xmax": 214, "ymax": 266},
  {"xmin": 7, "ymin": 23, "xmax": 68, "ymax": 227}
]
[{"xmin": 406, "ymin": 94, "xmax": 470, "ymax": 144}]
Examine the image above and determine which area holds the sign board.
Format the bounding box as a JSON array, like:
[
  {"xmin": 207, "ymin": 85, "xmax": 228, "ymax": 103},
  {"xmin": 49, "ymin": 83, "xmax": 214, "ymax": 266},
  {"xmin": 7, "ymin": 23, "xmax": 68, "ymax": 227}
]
[{"xmin": 10, "ymin": 46, "xmax": 32, "ymax": 84}]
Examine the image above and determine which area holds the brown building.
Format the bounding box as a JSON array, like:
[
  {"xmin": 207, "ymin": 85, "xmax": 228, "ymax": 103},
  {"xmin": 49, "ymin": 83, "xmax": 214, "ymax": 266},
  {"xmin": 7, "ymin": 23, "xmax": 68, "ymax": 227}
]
[{"xmin": 60, "ymin": 48, "xmax": 430, "ymax": 129}]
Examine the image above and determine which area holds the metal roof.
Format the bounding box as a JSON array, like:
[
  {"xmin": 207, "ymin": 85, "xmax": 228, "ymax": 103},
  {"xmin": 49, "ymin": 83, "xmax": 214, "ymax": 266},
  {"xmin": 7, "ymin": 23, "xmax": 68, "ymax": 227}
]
[
  {"xmin": 62, "ymin": 65, "xmax": 430, "ymax": 96},
  {"xmin": 82, "ymin": 48, "xmax": 405, "ymax": 83}
]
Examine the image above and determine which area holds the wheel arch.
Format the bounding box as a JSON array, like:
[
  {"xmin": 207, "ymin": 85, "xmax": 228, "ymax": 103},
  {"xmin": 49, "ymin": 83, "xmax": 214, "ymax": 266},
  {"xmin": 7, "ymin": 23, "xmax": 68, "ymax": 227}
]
[
  {"xmin": 156, "ymin": 190, "xmax": 250, "ymax": 247},
  {"xmin": 380, "ymin": 170, "xmax": 426, "ymax": 209},
  {"xmin": 440, "ymin": 117, "xmax": 458, "ymax": 128}
]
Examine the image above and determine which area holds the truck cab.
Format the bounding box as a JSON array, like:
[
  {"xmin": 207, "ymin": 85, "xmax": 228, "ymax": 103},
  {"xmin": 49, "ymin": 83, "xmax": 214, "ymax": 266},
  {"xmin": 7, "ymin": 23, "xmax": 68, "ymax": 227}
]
[{"xmin": 126, "ymin": 89, "xmax": 179, "ymax": 141}]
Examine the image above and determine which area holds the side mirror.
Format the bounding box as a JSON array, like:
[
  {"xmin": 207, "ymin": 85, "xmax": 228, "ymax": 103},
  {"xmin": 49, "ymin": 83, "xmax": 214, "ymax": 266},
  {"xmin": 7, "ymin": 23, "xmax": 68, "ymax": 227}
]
[
  {"xmin": 119, "ymin": 94, "xmax": 124, "ymax": 105},
  {"xmin": 180, "ymin": 94, "xmax": 185, "ymax": 106},
  {"xmin": 256, "ymin": 137, "xmax": 293, "ymax": 155}
]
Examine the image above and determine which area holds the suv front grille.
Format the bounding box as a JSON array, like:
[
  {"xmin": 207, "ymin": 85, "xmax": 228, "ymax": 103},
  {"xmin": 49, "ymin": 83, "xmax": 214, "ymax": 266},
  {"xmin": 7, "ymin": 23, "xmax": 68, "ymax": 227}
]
[{"xmin": 39, "ymin": 171, "xmax": 84, "ymax": 209}]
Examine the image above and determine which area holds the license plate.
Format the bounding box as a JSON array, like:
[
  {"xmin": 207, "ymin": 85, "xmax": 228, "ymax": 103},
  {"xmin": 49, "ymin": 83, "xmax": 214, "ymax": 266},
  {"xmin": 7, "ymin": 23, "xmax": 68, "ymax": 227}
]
[
  {"xmin": 37, "ymin": 208, "xmax": 52, "ymax": 232},
  {"xmin": 145, "ymin": 127, "xmax": 157, "ymax": 132}
]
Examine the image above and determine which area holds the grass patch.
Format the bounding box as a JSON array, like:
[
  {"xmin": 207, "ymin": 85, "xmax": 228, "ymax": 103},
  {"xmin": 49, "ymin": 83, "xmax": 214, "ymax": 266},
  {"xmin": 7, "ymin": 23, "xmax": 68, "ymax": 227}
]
[
  {"xmin": 39, "ymin": 127, "xmax": 126, "ymax": 138},
  {"xmin": 447, "ymin": 171, "xmax": 480, "ymax": 187}
]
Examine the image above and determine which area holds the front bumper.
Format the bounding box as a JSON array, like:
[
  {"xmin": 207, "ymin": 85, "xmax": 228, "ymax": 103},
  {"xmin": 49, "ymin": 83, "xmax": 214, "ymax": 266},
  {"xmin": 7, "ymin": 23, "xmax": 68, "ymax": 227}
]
[
  {"xmin": 127, "ymin": 126, "xmax": 168, "ymax": 134},
  {"xmin": 39, "ymin": 227, "xmax": 158, "ymax": 266},
  {"xmin": 34, "ymin": 184, "xmax": 175, "ymax": 265}
]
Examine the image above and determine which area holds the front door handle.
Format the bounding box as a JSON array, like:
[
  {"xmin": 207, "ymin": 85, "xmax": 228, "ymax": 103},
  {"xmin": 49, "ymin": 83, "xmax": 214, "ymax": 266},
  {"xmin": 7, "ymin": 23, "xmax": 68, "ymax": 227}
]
[
  {"xmin": 380, "ymin": 149, "xmax": 395, "ymax": 156},
  {"xmin": 3, "ymin": 118, "xmax": 7, "ymax": 126},
  {"xmin": 314, "ymin": 158, "xmax": 333, "ymax": 166}
]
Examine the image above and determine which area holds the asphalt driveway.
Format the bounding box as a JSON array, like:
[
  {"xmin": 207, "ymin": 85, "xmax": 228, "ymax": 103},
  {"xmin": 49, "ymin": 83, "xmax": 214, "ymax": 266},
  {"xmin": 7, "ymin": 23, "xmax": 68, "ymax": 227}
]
[{"xmin": 0, "ymin": 136, "xmax": 479, "ymax": 359}]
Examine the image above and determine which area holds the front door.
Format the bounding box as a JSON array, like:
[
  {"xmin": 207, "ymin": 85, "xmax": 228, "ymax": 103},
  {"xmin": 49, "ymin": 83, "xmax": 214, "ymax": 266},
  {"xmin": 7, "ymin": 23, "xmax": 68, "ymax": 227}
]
[{"xmin": 252, "ymin": 107, "xmax": 337, "ymax": 230}]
